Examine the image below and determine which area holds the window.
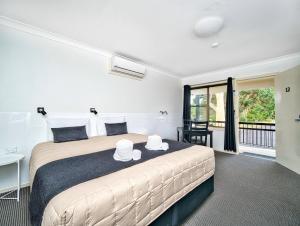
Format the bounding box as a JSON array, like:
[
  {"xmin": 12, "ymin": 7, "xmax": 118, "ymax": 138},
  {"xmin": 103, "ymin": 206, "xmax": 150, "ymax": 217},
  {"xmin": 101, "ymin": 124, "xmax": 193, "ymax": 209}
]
[
  {"xmin": 190, "ymin": 84, "xmax": 227, "ymax": 127},
  {"xmin": 190, "ymin": 88, "xmax": 208, "ymax": 121}
]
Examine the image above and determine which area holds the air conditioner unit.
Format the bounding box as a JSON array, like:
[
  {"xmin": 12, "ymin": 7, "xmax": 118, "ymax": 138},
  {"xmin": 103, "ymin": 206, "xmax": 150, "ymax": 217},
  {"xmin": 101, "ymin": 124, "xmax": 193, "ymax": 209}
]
[{"xmin": 109, "ymin": 55, "xmax": 146, "ymax": 79}]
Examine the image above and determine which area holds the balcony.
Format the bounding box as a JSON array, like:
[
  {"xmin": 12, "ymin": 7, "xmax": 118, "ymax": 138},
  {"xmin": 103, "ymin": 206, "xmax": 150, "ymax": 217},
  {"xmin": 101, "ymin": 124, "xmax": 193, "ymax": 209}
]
[{"xmin": 209, "ymin": 121, "xmax": 276, "ymax": 157}]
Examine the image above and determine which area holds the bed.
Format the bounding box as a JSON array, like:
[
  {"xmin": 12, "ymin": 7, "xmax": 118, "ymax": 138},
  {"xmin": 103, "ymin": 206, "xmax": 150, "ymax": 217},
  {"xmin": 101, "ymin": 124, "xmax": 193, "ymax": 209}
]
[{"xmin": 29, "ymin": 133, "xmax": 215, "ymax": 226}]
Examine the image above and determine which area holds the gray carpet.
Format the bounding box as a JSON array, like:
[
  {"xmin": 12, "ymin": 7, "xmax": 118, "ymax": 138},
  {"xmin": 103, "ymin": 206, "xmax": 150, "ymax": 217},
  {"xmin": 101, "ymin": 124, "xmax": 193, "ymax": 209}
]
[
  {"xmin": 1, "ymin": 152, "xmax": 299, "ymax": 226},
  {"xmin": 184, "ymin": 152, "xmax": 300, "ymax": 226},
  {"xmin": 0, "ymin": 187, "xmax": 31, "ymax": 226}
]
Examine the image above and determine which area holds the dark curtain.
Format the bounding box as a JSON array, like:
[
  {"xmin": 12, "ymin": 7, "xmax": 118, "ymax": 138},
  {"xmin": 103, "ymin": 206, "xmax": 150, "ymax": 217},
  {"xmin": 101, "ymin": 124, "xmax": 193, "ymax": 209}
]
[
  {"xmin": 183, "ymin": 85, "xmax": 191, "ymax": 140},
  {"xmin": 224, "ymin": 77, "xmax": 237, "ymax": 152},
  {"xmin": 183, "ymin": 85, "xmax": 191, "ymax": 121}
]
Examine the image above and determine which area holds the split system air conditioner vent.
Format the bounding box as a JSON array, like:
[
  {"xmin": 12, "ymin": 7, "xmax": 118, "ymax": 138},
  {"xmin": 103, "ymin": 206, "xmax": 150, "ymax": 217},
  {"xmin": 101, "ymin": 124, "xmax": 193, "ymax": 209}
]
[{"xmin": 109, "ymin": 55, "xmax": 146, "ymax": 79}]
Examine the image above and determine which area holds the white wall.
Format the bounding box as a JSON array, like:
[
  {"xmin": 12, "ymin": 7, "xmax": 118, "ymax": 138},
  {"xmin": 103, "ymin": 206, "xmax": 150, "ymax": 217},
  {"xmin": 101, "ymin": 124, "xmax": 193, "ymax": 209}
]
[
  {"xmin": 0, "ymin": 24, "xmax": 182, "ymax": 192},
  {"xmin": 275, "ymin": 65, "xmax": 300, "ymax": 174},
  {"xmin": 0, "ymin": 25, "xmax": 181, "ymax": 113}
]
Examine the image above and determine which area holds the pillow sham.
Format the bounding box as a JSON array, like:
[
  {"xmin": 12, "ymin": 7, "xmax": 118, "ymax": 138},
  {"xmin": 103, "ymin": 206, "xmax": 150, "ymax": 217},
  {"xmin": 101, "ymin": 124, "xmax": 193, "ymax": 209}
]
[
  {"xmin": 105, "ymin": 122, "xmax": 128, "ymax": 136},
  {"xmin": 51, "ymin": 126, "xmax": 88, "ymax": 143}
]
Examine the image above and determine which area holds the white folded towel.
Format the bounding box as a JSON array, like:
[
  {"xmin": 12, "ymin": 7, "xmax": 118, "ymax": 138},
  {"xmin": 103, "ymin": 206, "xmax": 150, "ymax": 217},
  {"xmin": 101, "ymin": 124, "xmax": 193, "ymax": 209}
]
[
  {"xmin": 113, "ymin": 139, "xmax": 133, "ymax": 162},
  {"xmin": 161, "ymin": 142, "xmax": 169, "ymax": 151},
  {"xmin": 132, "ymin": 149, "xmax": 142, "ymax": 160},
  {"xmin": 145, "ymin": 135, "xmax": 169, "ymax": 151}
]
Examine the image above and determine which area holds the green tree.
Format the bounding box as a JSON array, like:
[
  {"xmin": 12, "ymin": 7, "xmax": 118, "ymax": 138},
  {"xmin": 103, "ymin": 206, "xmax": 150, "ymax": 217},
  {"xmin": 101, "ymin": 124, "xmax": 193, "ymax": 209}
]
[{"xmin": 239, "ymin": 88, "xmax": 275, "ymax": 123}]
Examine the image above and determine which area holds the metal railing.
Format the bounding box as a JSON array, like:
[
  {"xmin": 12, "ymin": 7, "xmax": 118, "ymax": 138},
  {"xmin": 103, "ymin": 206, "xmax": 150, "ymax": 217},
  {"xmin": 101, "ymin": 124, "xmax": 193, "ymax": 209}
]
[
  {"xmin": 239, "ymin": 122, "xmax": 275, "ymax": 149},
  {"xmin": 208, "ymin": 121, "xmax": 276, "ymax": 149}
]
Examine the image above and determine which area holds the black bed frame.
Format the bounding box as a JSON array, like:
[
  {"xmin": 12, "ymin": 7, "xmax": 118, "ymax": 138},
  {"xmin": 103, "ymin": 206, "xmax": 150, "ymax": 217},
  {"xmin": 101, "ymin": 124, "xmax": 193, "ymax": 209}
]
[{"xmin": 150, "ymin": 175, "xmax": 214, "ymax": 226}]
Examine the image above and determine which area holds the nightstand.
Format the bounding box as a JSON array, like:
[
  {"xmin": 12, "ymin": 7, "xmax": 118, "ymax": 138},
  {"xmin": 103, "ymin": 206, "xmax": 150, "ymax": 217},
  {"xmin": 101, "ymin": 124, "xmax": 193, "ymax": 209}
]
[{"xmin": 0, "ymin": 153, "xmax": 25, "ymax": 202}]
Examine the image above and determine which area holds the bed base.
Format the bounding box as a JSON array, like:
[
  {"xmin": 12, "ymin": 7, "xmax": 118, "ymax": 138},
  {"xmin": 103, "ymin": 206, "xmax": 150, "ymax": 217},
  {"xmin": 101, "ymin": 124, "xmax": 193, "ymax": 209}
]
[{"xmin": 150, "ymin": 175, "xmax": 214, "ymax": 226}]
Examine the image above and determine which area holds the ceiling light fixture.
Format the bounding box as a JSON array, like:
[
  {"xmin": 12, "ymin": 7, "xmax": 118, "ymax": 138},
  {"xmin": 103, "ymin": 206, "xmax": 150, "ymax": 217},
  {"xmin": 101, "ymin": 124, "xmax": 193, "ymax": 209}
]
[{"xmin": 194, "ymin": 16, "xmax": 224, "ymax": 37}]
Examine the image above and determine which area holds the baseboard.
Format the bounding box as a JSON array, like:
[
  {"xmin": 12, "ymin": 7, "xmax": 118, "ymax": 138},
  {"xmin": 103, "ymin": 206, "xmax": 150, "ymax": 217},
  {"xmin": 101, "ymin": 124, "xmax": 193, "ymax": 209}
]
[
  {"xmin": 0, "ymin": 182, "xmax": 30, "ymax": 194},
  {"xmin": 242, "ymin": 152, "xmax": 275, "ymax": 161},
  {"xmin": 277, "ymin": 159, "xmax": 300, "ymax": 175},
  {"xmin": 214, "ymin": 149, "xmax": 238, "ymax": 155}
]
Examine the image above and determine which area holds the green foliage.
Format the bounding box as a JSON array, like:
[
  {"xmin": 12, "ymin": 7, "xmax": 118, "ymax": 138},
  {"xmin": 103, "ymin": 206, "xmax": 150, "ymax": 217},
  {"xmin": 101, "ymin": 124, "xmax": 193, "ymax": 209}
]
[{"xmin": 239, "ymin": 88, "xmax": 275, "ymax": 123}]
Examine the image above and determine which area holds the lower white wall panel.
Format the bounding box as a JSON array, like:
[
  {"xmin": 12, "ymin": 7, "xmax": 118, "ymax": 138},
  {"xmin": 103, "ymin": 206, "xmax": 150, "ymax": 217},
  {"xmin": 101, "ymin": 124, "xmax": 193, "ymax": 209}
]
[{"xmin": 211, "ymin": 128, "xmax": 225, "ymax": 152}]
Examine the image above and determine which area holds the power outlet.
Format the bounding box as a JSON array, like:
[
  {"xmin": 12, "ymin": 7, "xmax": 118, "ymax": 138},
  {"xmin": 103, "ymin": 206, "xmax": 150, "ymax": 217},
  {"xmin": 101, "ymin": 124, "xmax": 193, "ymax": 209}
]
[{"xmin": 6, "ymin": 147, "xmax": 18, "ymax": 154}]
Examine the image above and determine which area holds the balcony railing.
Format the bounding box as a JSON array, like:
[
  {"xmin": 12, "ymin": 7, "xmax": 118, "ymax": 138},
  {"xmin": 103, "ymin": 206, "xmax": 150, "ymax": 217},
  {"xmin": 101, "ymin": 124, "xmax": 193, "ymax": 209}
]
[
  {"xmin": 239, "ymin": 122, "xmax": 275, "ymax": 149},
  {"xmin": 208, "ymin": 121, "xmax": 276, "ymax": 149}
]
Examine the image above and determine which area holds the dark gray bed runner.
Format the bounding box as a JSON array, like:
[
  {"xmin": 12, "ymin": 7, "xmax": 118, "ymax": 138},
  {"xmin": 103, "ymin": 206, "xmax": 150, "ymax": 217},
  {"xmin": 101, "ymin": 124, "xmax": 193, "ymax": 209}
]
[{"xmin": 29, "ymin": 139, "xmax": 193, "ymax": 226}]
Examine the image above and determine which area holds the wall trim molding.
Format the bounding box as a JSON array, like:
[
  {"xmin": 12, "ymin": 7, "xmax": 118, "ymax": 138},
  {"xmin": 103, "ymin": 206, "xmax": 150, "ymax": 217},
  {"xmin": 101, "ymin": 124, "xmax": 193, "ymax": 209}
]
[
  {"xmin": 0, "ymin": 15, "xmax": 179, "ymax": 79},
  {"xmin": 182, "ymin": 52, "xmax": 300, "ymax": 85},
  {"xmin": 0, "ymin": 16, "xmax": 111, "ymax": 56}
]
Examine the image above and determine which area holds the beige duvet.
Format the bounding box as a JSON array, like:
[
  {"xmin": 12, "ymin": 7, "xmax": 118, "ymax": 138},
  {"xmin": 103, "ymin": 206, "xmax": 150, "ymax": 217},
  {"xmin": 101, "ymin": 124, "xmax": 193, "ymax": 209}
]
[{"xmin": 30, "ymin": 133, "xmax": 215, "ymax": 226}]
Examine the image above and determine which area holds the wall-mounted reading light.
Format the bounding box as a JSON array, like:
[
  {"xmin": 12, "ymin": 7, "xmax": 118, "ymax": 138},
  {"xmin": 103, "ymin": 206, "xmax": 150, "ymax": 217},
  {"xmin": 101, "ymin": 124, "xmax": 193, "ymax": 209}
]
[
  {"xmin": 160, "ymin": 110, "xmax": 168, "ymax": 115},
  {"xmin": 90, "ymin": 108, "xmax": 98, "ymax": 115},
  {"xmin": 37, "ymin": 107, "xmax": 47, "ymax": 116}
]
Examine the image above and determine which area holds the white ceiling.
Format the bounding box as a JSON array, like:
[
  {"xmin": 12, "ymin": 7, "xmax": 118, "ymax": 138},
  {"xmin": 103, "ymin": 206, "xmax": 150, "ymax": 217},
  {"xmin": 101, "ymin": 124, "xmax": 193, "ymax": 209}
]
[{"xmin": 0, "ymin": 0, "xmax": 300, "ymax": 77}]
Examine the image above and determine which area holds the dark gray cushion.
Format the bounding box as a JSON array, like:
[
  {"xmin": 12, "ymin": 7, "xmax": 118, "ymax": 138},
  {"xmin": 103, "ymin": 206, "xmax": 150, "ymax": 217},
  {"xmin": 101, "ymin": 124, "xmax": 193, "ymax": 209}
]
[
  {"xmin": 51, "ymin": 126, "xmax": 88, "ymax": 143},
  {"xmin": 105, "ymin": 122, "xmax": 128, "ymax": 136}
]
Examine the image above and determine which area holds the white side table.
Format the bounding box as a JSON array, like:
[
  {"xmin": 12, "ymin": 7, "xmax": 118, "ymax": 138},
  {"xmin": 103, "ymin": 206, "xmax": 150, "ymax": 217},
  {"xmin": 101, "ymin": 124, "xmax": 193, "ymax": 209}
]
[{"xmin": 0, "ymin": 153, "xmax": 25, "ymax": 202}]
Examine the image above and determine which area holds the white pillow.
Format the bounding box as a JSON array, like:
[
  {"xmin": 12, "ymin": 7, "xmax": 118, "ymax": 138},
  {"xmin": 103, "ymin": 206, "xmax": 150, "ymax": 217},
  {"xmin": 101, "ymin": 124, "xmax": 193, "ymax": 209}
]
[
  {"xmin": 47, "ymin": 117, "xmax": 91, "ymax": 141},
  {"xmin": 97, "ymin": 115, "xmax": 126, "ymax": 136}
]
